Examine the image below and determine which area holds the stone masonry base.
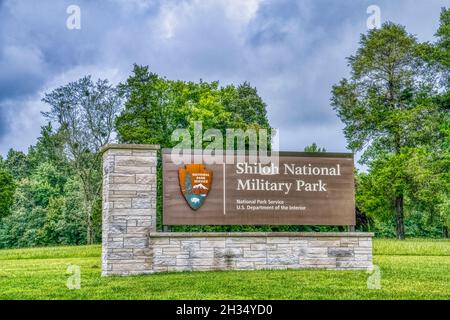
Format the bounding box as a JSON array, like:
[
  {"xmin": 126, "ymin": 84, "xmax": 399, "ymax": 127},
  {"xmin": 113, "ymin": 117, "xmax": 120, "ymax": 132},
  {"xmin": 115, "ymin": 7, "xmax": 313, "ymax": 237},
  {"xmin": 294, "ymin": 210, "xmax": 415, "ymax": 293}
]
[{"xmin": 103, "ymin": 232, "xmax": 373, "ymax": 276}]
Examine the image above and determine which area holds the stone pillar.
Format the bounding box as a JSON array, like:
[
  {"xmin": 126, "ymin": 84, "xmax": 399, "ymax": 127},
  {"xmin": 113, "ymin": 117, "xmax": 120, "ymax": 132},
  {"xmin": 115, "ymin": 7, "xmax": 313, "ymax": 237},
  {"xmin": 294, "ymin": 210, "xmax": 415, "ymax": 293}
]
[{"xmin": 101, "ymin": 144, "xmax": 159, "ymax": 276}]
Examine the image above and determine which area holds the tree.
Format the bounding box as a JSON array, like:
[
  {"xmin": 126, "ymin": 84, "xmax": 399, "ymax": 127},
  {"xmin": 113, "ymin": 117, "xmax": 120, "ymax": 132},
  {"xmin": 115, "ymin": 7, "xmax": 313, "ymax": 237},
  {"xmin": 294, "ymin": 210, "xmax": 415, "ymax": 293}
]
[
  {"xmin": 434, "ymin": 8, "xmax": 450, "ymax": 236},
  {"xmin": 0, "ymin": 168, "xmax": 15, "ymax": 218},
  {"xmin": 220, "ymin": 81, "xmax": 270, "ymax": 129},
  {"xmin": 331, "ymin": 23, "xmax": 445, "ymax": 239},
  {"xmin": 116, "ymin": 65, "xmax": 271, "ymax": 148},
  {"xmin": 42, "ymin": 76, "xmax": 122, "ymax": 244},
  {"xmin": 304, "ymin": 143, "xmax": 326, "ymax": 153},
  {"xmin": 27, "ymin": 123, "xmax": 72, "ymax": 175},
  {"xmin": 434, "ymin": 8, "xmax": 450, "ymax": 69},
  {"xmin": 5, "ymin": 149, "xmax": 29, "ymax": 180},
  {"xmin": 0, "ymin": 159, "xmax": 88, "ymax": 248},
  {"xmin": 414, "ymin": 8, "xmax": 450, "ymax": 237}
]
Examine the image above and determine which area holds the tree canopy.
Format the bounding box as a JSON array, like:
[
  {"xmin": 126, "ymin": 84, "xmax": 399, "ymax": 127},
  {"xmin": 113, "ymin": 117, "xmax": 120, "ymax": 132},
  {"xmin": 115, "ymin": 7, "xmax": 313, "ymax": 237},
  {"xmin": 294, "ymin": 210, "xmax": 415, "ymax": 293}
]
[
  {"xmin": 333, "ymin": 13, "xmax": 449, "ymax": 239},
  {"xmin": 115, "ymin": 65, "xmax": 271, "ymax": 148}
]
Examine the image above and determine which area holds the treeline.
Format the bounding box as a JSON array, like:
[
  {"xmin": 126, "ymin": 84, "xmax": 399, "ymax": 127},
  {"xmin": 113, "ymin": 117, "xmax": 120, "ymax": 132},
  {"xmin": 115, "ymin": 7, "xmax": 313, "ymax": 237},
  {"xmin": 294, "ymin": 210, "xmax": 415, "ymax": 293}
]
[
  {"xmin": 0, "ymin": 67, "xmax": 271, "ymax": 248},
  {"xmin": 0, "ymin": 126, "xmax": 96, "ymax": 247},
  {"xmin": 332, "ymin": 9, "xmax": 450, "ymax": 239},
  {"xmin": 0, "ymin": 8, "xmax": 448, "ymax": 247}
]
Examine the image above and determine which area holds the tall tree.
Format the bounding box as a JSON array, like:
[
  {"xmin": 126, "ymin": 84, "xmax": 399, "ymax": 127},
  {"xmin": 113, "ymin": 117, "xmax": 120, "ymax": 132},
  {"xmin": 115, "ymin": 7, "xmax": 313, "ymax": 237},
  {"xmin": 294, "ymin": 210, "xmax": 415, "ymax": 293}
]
[
  {"xmin": 0, "ymin": 168, "xmax": 15, "ymax": 218},
  {"xmin": 42, "ymin": 76, "xmax": 121, "ymax": 244},
  {"xmin": 331, "ymin": 23, "xmax": 444, "ymax": 239},
  {"xmin": 116, "ymin": 64, "xmax": 271, "ymax": 148},
  {"xmin": 27, "ymin": 123, "xmax": 71, "ymax": 175},
  {"xmin": 5, "ymin": 149, "xmax": 29, "ymax": 180},
  {"xmin": 435, "ymin": 8, "xmax": 450, "ymax": 69},
  {"xmin": 433, "ymin": 8, "xmax": 450, "ymax": 236}
]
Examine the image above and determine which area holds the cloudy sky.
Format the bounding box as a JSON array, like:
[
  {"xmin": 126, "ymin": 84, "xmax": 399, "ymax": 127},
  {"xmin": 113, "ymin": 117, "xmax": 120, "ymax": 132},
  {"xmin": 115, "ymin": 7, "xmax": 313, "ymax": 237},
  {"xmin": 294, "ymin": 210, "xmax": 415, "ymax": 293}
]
[{"xmin": 0, "ymin": 0, "xmax": 447, "ymax": 159}]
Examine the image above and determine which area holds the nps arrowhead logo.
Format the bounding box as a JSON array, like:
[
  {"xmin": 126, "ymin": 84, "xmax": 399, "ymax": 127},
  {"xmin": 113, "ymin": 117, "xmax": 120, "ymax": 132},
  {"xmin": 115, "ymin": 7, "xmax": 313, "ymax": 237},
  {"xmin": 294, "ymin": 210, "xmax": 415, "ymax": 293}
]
[{"xmin": 178, "ymin": 164, "xmax": 213, "ymax": 210}]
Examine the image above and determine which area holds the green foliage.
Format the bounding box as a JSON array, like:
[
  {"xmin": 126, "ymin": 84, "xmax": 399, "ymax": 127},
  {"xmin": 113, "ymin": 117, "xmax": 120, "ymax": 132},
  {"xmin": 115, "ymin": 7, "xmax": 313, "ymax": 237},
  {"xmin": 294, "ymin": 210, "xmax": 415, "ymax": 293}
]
[
  {"xmin": 42, "ymin": 76, "xmax": 121, "ymax": 244},
  {"xmin": 356, "ymin": 147, "xmax": 449, "ymax": 237},
  {"xmin": 304, "ymin": 143, "xmax": 326, "ymax": 153},
  {"xmin": 332, "ymin": 23, "xmax": 443, "ymax": 159},
  {"xmin": 332, "ymin": 20, "xmax": 449, "ymax": 239},
  {"xmin": 0, "ymin": 124, "xmax": 89, "ymax": 248},
  {"xmin": 435, "ymin": 8, "xmax": 450, "ymax": 68},
  {"xmin": 2, "ymin": 10, "xmax": 449, "ymax": 247},
  {"xmin": 0, "ymin": 168, "xmax": 15, "ymax": 218},
  {"xmin": 27, "ymin": 123, "xmax": 72, "ymax": 175},
  {"xmin": 0, "ymin": 160, "xmax": 87, "ymax": 248},
  {"xmin": 116, "ymin": 65, "xmax": 271, "ymax": 148},
  {"xmin": 5, "ymin": 149, "xmax": 30, "ymax": 180}
]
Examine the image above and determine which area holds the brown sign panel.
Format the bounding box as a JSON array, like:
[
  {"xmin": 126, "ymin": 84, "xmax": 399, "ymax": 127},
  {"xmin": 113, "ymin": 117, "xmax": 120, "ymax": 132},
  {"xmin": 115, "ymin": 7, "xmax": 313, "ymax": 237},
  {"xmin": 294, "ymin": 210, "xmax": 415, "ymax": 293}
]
[{"xmin": 163, "ymin": 149, "xmax": 355, "ymax": 225}]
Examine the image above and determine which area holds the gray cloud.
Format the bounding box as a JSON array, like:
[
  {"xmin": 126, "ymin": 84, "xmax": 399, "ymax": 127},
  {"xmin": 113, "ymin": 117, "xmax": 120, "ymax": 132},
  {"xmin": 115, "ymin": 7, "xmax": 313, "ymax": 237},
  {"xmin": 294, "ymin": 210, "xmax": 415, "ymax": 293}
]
[{"xmin": 0, "ymin": 0, "xmax": 448, "ymax": 158}]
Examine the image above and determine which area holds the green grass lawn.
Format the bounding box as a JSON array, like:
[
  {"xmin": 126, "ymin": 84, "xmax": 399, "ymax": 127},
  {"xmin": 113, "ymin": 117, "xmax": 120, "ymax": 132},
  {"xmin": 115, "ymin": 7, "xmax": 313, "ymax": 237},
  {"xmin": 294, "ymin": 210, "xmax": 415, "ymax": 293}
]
[{"xmin": 0, "ymin": 239, "xmax": 449, "ymax": 300}]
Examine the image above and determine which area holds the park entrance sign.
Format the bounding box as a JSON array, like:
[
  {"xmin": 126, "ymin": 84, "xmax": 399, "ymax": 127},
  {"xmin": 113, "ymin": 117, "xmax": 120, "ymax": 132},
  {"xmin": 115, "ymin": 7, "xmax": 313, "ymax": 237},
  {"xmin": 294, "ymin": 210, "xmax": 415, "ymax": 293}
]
[
  {"xmin": 163, "ymin": 150, "xmax": 355, "ymax": 226},
  {"xmin": 101, "ymin": 144, "xmax": 373, "ymax": 276}
]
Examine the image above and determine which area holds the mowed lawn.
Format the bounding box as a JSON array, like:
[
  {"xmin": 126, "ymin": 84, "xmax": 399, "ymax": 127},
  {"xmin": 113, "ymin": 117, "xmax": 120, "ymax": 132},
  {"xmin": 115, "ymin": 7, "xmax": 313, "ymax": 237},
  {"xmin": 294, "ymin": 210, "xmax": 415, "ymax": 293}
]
[{"xmin": 0, "ymin": 239, "xmax": 449, "ymax": 300}]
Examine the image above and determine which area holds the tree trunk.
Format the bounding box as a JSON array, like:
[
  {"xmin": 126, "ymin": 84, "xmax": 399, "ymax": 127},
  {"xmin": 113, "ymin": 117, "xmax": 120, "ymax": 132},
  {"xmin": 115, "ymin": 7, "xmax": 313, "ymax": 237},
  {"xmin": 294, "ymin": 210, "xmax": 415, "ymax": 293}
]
[
  {"xmin": 444, "ymin": 225, "xmax": 449, "ymax": 239},
  {"xmin": 395, "ymin": 194, "xmax": 405, "ymax": 240},
  {"xmin": 83, "ymin": 197, "xmax": 93, "ymax": 245},
  {"xmin": 87, "ymin": 210, "xmax": 93, "ymax": 244}
]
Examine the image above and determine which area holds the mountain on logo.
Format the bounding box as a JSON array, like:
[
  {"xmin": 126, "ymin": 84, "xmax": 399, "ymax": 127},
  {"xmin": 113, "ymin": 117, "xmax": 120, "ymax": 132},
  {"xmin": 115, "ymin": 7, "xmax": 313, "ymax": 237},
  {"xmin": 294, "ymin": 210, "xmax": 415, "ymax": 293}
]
[
  {"xmin": 178, "ymin": 164, "xmax": 213, "ymax": 210},
  {"xmin": 193, "ymin": 183, "xmax": 208, "ymax": 190}
]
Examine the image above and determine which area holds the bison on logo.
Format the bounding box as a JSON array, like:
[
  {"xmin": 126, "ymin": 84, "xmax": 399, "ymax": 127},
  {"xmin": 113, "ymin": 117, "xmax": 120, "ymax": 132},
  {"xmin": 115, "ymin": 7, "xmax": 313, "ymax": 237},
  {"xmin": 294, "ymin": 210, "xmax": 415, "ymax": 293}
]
[{"xmin": 178, "ymin": 164, "xmax": 213, "ymax": 210}]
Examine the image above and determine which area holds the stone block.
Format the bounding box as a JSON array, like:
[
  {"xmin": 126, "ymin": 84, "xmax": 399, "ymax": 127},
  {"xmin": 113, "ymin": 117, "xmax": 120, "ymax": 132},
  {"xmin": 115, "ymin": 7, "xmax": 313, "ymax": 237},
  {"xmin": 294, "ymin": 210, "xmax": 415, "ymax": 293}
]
[
  {"xmin": 113, "ymin": 174, "xmax": 135, "ymax": 184},
  {"xmin": 108, "ymin": 250, "xmax": 134, "ymax": 260},
  {"xmin": 328, "ymin": 247, "xmax": 354, "ymax": 257},
  {"xmin": 132, "ymin": 150, "xmax": 157, "ymax": 157},
  {"xmin": 132, "ymin": 248, "xmax": 152, "ymax": 257},
  {"xmin": 111, "ymin": 190, "xmax": 138, "ymax": 197},
  {"xmin": 107, "ymin": 149, "xmax": 132, "ymax": 156},
  {"xmin": 267, "ymin": 256, "xmax": 297, "ymax": 265},
  {"xmin": 136, "ymin": 174, "xmax": 156, "ymax": 184},
  {"xmin": 132, "ymin": 198, "xmax": 152, "ymax": 209},
  {"xmin": 154, "ymin": 256, "xmax": 177, "ymax": 266},
  {"xmin": 243, "ymin": 250, "xmax": 266, "ymax": 258},
  {"xmin": 127, "ymin": 219, "xmax": 138, "ymax": 227},
  {"xmin": 266, "ymin": 237, "xmax": 289, "ymax": 244},
  {"xmin": 214, "ymin": 248, "xmax": 243, "ymax": 258},
  {"xmin": 138, "ymin": 220, "xmax": 154, "ymax": 228},
  {"xmin": 162, "ymin": 247, "xmax": 183, "ymax": 254},
  {"xmin": 110, "ymin": 184, "xmax": 151, "ymax": 192},
  {"xmin": 108, "ymin": 241, "xmax": 124, "ymax": 249},
  {"xmin": 301, "ymin": 257, "xmax": 336, "ymax": 267},
  {"xmin": 108, "ymin": 224, "xmax": 126, "ymax": 234},
  {"xmin": 127, "ymin": 226, "xmax": 149, "ymax": 234},
  {"xmin": 124, "ymin": 238, "xmax": 148, "ymax": 248},
  {"xmin": 236, "ymin": 262, "xmax": 255, "ymax": 269},
  {"xmin": 309, "ymin": 240, "xmax": 340, "ymax": 247},
  {"xmin": 111, "ymin": 209, "xmax": 151, "ymax": 216},
  {"xmin": 359, "ymin": 240, "xmax": 372, "ymax": 247},
  {"xmin": 200, "ymin": 240, "xmax": 226, "ymax": 248},
  {"xmin": 114, "ymin": 199, "xmax": 132, "ymax": 209},
  {"xmin": 115, "ymin": 156, "xmax": 156, "ymax": 167},
  {"xmin": 190, "ymin": 250, "xmax": 214, "ymax": 259},
  {"xmin": 250, "ymin": 244, "xmax": 276, "ymax": 251},
  {"xmin": 112, "ymin": 262, "xmax": 151, "ymax": 271},
  {"xmin": 115, "ymin": 166, "xmax": 152, "ymax": 174},
  {"xmin": 340, "ymin": 237, "xmax": 359, "ymax": 245}
]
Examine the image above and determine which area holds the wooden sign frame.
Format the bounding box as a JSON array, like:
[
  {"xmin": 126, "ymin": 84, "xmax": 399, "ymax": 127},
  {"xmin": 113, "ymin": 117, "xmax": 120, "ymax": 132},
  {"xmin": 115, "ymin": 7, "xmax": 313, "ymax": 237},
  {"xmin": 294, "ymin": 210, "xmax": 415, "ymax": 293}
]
[{"xmin": 162, "ymin": 149, "xmax": 355, "ymax": 226}]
